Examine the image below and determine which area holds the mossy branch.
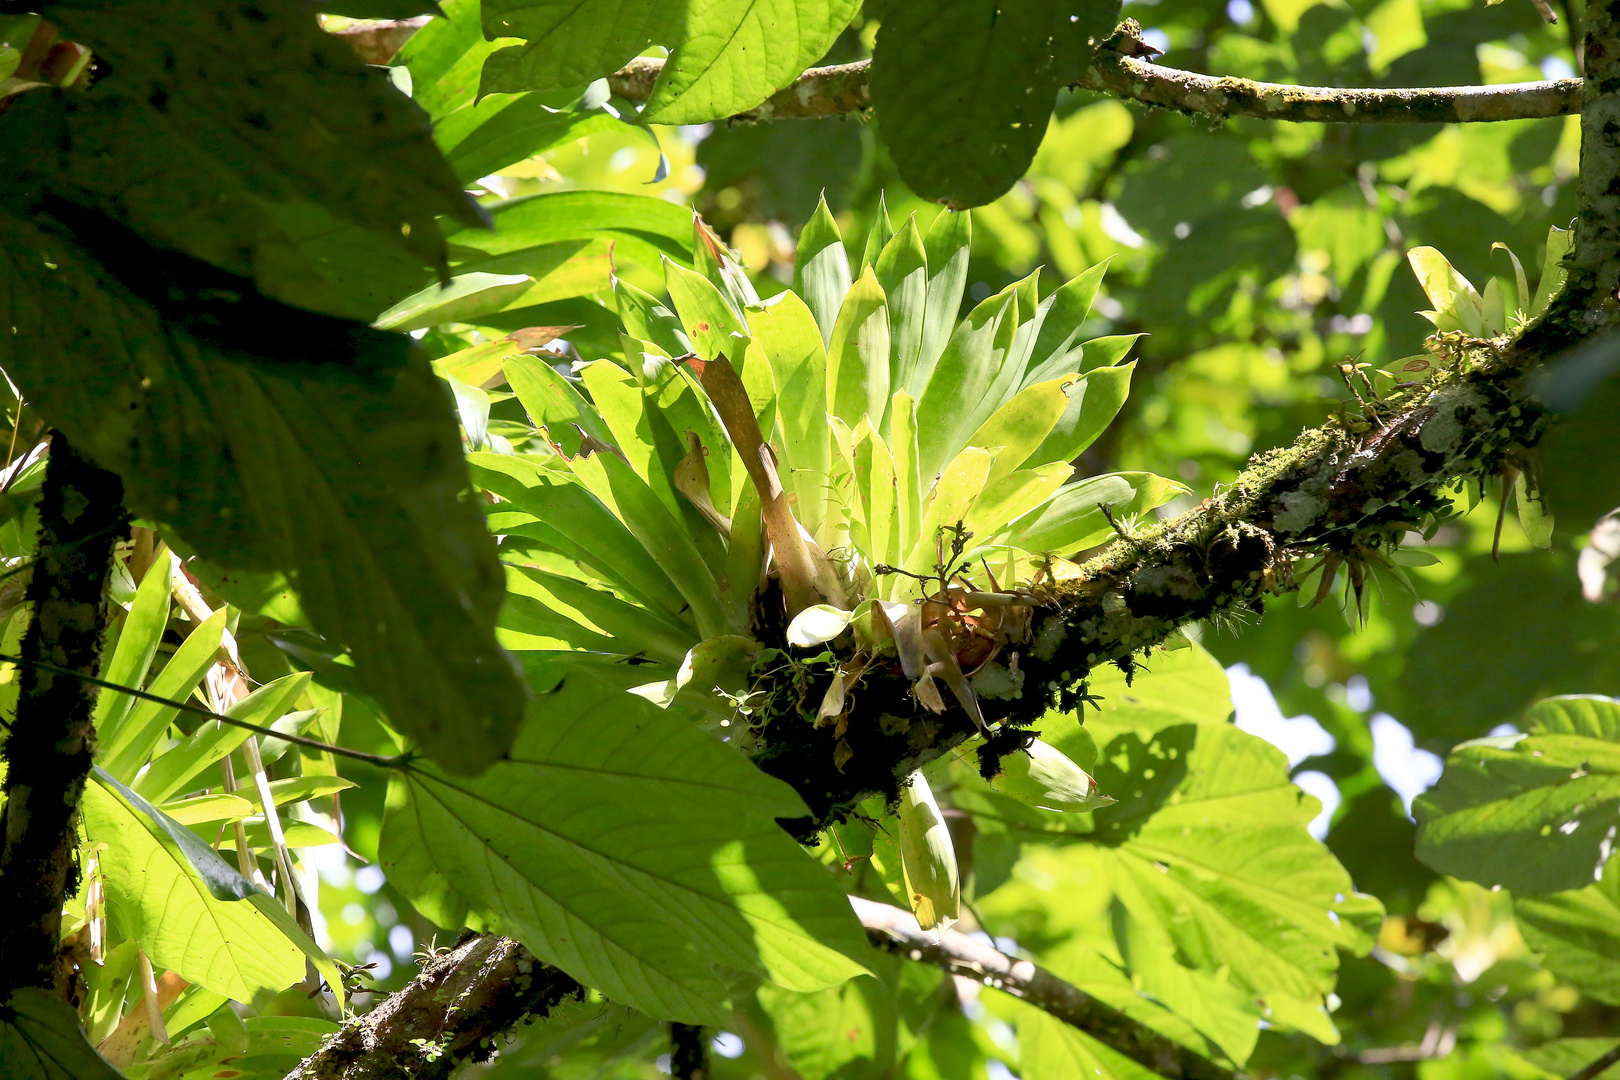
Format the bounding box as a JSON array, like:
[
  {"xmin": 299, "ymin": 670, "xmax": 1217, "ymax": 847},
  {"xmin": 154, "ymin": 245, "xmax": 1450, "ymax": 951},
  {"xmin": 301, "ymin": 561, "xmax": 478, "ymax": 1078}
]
[
  {"xmin": 856, "ymin": 897, "xmax": 1237, "ymax": 1080},
  {"xmin": 605, "ymin": 54, "xmax": 1579, "ymax": 126},
  {"xmin": 756, "ymin": 334, "xmax": 1556, "ymax": 828},
  {"xmin": 284, "ymin": 934, "xmax": 584, "ymax": 1080},
  {"xmin": 0, "ymin": 435, "xmax": 126, "ymax": 998},
  {"xmin": 339, "ymin": 20, "xmax": 1578, "ymax": 126}
]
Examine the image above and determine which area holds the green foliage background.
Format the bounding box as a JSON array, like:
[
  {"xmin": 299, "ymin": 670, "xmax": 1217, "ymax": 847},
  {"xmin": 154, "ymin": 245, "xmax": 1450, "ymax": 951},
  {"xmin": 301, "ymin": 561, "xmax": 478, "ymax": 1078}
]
[{"xmin": 1, "ymin": 0, "xmax": 1618, "ymax": 1078}]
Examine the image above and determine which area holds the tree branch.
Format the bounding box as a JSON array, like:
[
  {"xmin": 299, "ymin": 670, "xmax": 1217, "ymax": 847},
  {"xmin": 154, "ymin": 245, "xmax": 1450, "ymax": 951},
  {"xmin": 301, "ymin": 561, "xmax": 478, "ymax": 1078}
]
[
  {"xmin": 284, "ymin": 934, "xmax": 583, "ymax": 1080},
  {"xmin": 0, "ymin": 434, "xmax": 126, "ymax": 998},
  {"xmin": 343, "ymin": 21, "xmax": 1576, "ymax": 126},
  {"xmin": 853, "ymin": 898, "xmax": 1235, "ymax": 1080},
  {"xmin": 1570, "ymin": 1042, "xmax": 1620, "ymax": 1080},
  {"xmin": 604, "ymin": 54, "xmax": 1577, "ymax": 126},
  {"xmin": 1075, "ymin": 54, "xmax": 1580, "ymax": 123}
]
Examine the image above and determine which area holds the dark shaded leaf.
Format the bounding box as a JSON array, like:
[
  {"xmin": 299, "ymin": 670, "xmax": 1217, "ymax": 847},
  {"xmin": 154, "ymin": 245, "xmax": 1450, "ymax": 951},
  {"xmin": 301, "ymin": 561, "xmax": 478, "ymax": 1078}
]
[
  {"xmin": 869, "ymin": 0, "xmax": 1114, "ymax": 208},
  {"xmin": 0, "ymin": 988, "xmax": 124, "ymax": 1080},
  {"xmin": 0, "ymin": 207, "xmax": 524, "ymax": 774}
]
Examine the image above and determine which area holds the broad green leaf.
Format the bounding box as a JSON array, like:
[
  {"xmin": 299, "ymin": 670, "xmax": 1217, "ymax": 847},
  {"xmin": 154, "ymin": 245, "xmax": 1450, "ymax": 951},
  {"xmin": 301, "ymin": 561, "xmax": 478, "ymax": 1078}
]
[
  {"xmin": 16, "ymin": 1, "xmax": 480, "ymax": 314},
  {"xmin": 1009, "ymin": 473, "xmax": 1188, "ymax": 556},
  {"xmin": 973, "ymin": 271, "xmax": 1044, "ymax": 429},
  {"xmin": 500, "ymin": 562, "xmax": 697, "ymax": 665},
  {"xmin": 751, "ymin": 291, "xmax": 831, "ymax": 527},
  {"xmin": 437, "ymin": 364, "xmax": 491, "ymax": 451},
  {"xmin": 1079, "ymin": 333, "xmax": 1145, "ymax": 372},
  {"xmin": 503, "ymin": 353, "xmax": 615, "ymax": 460},
  {"xmin": 98, "ymin": 609, "xmax": 226, "ymax": 783},
  {"xmin": 794, "ymin": 197, "xmax": 853, "ymax": 346},
  {"xmin": 374, "ymin": 272, "xmax": 532, "ymax": 331},
  {"xmin": 1514, "ymin": 859, "xmax": 1620, "ymax": 1004},
  {"xmin": 973, "ymin": 647, "xmax": 1378, "ymax": 1033},
  {"xmin": 826, "ymin": 267, "xmax": 892, "ymax": 430},
  {"xmin": 756, "ymin": 976, "xmax": 899, "ymax": 1080},
  {"xmin": 639, "ymin": 0, "xmax": 862, "ymax": 124},
  {"xmin": 1030, "ymin": 363, "xmax": 1135, "ymax": 468},
  {"xmin": 0, "ymin": 988, "xmax": 124, "ymax": 1080},
  {"xmin": 616, "ymin": 278, "xmax": 694, "ymax": 358},
  {"xmin": 1407, "ymin": 245, "xmax": 1485, "ymax": 334},
  {"xmin": 441, "ymin": 101, "xmax": 625, "ymax": 183},
  {"xmin": 1011, "ymin": 989, "xmax": 1198, "ymax": 1080},
  {"xmin": 912, "ymin": 211, "xmax": 972, "ymax": 392},
  {"xmin": 905, "ymin": 448, "xmax": 994, "ymax": 577},
  {"xmin": 851, "ymin": 420, "xmax": 899, "ymax": 568},
  {"xmin": 115, "ymin": 1015, "xmax": 340, "ymax": 1080},
  {"xmin": 915, "ymin": 294, "xmax": 1017, "ymax": 483},
  {"xmin": 380, "ymin": 671, "xmax": 869, "ymax": 1025},
  {"xmin": 448, "ymin": 191, "xmax": 695, "ymax": 276},
  {"xmin": 965, "ymin": 376, "xmax": 1079, "ymax": 484},
  {"xmin": 1020, "ymin": 261, "xmax": 1112, "ymax": 389},
  {"xmin": 1414, "ymin": 695, "xmax": 1620, "ymax": 893},
  {"xmin": 480, "ymin": 0, "xmax": 859, "ymax": 124},
  {"xmin": 435, "ymin": 336, "xmax": 529, "ymax": 389},
  {"xmin": 889, "ymin": 391, "xmax": 923, "ymax": 564},
  {"xmin": 82, "ymin": 775, "xmax": 303, "ymax": 1003},
  {"xmin": 876, "ymin": 216, "xmax": 930, "ymax": 393},
  {"xmin": 1087, "ymin": 642, "xmax": 1235, "ymax": 728},
  {"xmin": 860, "ymin": 194, "xmax": 896, "ymax": 272},
  {"xmin": 665, "ymin": 259, "xmax": 749, "ymax": 361},
  {"xmin": 1516, "ymin": 469, "xmax": 1555, "ymax": 549},
  {"xmin": 159, "ymin": 792, "xmax": 255, "ymax": 827},
  {"xmin": 235, "ymin": 775, "xmax": 358, "ymax": 815},
  {"xmin": 133, "ymin": 672, "xmax": 313, "ymax": 804},
  {"xmin": 469, "ymin": 452, "xmax": 692, "ymax": 625},
  {"xmin": 1533, "ymin": 225, "xmax": 1573, "ymax": 316},
  {"xmin": 0, "ymin": 206, "xmax": 529, "ymax": 774},
  {"xmin": 965, "ymin": 464, "xmax": 1072, "ymax": 546},
  {"xmin": 396, "ymin": 0, "xmax": 508, "ymax": 122},
  {"xmin": 869, "ymin": 0, "xmax": 1105, "ymax": 208},
  {"xmin": 91, "ymin": 558, "xmax": 171, "ymax": 739},
  {"xmin": 565, "ymin": 450, "xmax": 728, "ymax": 639}
]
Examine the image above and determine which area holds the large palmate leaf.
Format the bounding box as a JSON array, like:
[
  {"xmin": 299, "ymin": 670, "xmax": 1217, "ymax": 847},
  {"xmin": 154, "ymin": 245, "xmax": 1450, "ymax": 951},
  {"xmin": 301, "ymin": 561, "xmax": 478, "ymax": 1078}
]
[
  {"xmin": 480, "ymin": 0, "xmax": 861, "ymax": 124},
  {"xmin": 1007, "ymin": 947, "xmax": 1226, "ymax": 1080},
  {"xmin": 0, "ymin": 989, "xmax": 124, "ymax": 1080},
  {"xmin": 81, "ymin": 776, "xmax": 305, "ymax": 1004},
  {"xmin": 869, "ymin": 0, "xmax": 1116, "ymax": 208},
  {"xmin": 0, "ymin": 212, "xmax": 524, "ymax": 774},
  {"xmin": 1514, "ymin": 858, "xmax": 1620, "ymax": 1005},
  {"xmin": 756, "ymin": 973, "xmax": 901, "ymax": 1080},
  {"xmin": 18, "ymin": 0, "xmax": 481, "ymax": 319},
  {"xmin": 1414, "ymin": 695, "xmax": 1620, "ymax": 893},
  {"xmin": 380, "ymin": 668, "xmax": 869, "ymax": 1024},
  {"xmin": 971, "ymin": 646, "xmax": 1380, "ymax": 1053}
]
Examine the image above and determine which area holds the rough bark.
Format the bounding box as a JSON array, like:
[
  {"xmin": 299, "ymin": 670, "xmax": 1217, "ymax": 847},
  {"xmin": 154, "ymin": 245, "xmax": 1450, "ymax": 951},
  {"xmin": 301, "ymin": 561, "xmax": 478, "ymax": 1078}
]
[
  {"xmin": 339, "ymin": 21, "xmax": 1577, "ymax": 127},
  {"xmin": 284, "ymin": 934, "xmax": 583, "ymax": 1080},
  {"xmin": 755, "ymin": 336, "xmax": 1554, "ymax": 828},
  {"xmin": 855, "ymin": 898, "xmax": 1236, "ymax": 1080},
  {"xmin": 603, "ymin": 54, "xmax": 1578, "ymax": 126},
  {"xmin": 670, "ymin": 1022, "xmax": 710, "ymax": 1080},
  {"xmin": 0, "ymin": 434, "xmax": 125, "ymax": 998}
]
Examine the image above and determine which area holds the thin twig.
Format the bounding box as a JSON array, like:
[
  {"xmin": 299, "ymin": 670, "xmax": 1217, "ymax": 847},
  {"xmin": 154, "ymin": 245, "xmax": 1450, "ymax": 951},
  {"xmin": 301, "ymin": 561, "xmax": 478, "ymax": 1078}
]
[
  {"xmin": 0, "ymin": 653, "xmax": 407, "ymax": 770},
  {"xmin": 1571, "ymin": 1044, "xmax": 1620, "ymax": 1080}
]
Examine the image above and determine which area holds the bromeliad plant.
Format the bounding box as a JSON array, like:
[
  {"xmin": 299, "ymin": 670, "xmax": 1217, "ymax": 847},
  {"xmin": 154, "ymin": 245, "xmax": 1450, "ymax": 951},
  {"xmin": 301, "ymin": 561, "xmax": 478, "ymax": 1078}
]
[{"xmin": 468, "ymin": 201, "xmax": 1182, "ymax": 931}]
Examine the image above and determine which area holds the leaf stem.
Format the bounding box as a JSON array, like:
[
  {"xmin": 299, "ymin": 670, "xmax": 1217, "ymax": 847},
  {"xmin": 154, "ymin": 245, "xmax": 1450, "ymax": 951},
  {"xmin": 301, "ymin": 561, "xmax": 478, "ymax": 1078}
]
[
  {"xmin": 1571, "ymin": 1044, "xmax": 1620, "ymax": 1080},
  {"xmin": 0, "ymin": 653, "xmax": 409, "ymax": 771}
]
